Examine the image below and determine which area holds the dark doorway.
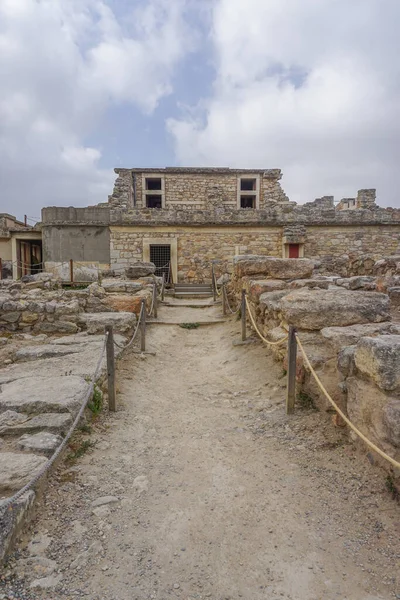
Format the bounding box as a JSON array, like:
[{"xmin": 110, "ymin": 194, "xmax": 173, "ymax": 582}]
[
  {"xmin": 150, "ymin": 245, "xmax": 171, "ymax": 280},
  {"xmin": 288, "ymin": 244, "xmax": 300, "ymax": 258}
]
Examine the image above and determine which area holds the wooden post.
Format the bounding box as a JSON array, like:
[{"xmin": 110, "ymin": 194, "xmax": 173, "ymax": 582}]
[
  {"xmin": 0, "ymin": 258, "xmax": 2, "ymax": 280},
  {"xmin": 222, "ymin": 284, "xmax": 227, "ymax": 315},
  {"xmin": 286, "ymin": 326, "xmax": 297, "ymax": 415},
  {"xmin": 161, "ymin": 273, "xmax": 165, "ymax": 302},
  {"xmin": 69, "ymin": 259, "xmax": 74, "ymax": 284},
  {"xmin": 153, "ymin": 282, "xmax": 158, "ymax": 319},
  {"xmin": 212, "ymin": 264, "xmax": 216, "ymax": 302},
  {"xmin": 241, "ymin": 289, "xmax": 246, "ymax": 341},
  {"xmin": 105, "ymin": 325, "xmax": 116, "ymax": 412},
  {"xmin": 24, "ymin": 215, "xmax": 27, "ymax": 226},
  {"xmin": 140, "ymin": 298, "xmax": 146, "ymax": 352}
]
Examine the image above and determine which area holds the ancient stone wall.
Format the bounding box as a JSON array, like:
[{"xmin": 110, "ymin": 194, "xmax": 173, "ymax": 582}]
[{"xmin": 305, "ymin": 226, "xmax": 400, "ymax": 259}]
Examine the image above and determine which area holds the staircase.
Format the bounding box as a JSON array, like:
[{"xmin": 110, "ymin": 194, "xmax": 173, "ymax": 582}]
[{"xmin": 174, "ymin": 283, "xmax": 213, "ymax": 298}]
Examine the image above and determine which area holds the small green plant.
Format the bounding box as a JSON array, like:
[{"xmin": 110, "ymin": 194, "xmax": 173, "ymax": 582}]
[
  {"xmin": 385, "ymin": 475, "xmax": 400, "ymax": 501},
  {"xmin": 297, "ymin": 391, "xmax": 317, "ymax": 410},
  {"xmin": 179, "ymin": 322, "xmax": 200, "ymax": 330},
  {"xmin": 79, "ymin": 423, "xmax": 92, "ymax": 434},
  {"xmin": 88, "ymin": 385, "xmax": 103, "ymax": 415},
  {"xmin": 279, "ymin": 369, "xmax": 287, "ymax": 379},
  {"xmin": 236, "ymin": 308, "xmax": 242, "ymax": 321},
  {"xmin": 66, "ymin": 439, "xmax": 95, "ymax": 462}
]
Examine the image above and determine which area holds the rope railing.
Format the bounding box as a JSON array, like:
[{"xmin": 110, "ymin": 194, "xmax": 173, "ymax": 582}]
[
  {"xmin": 0, "ymin": 333, "xmax": 108, "ymax": 515},
  {"xmin": 244, "ymin": 295, "xmax": 288, "ymax": 346},
  {"xmin": 295, "ymin": 334, "xmax": 400, "ymax": 470},
  {"xmin": 114, "ymin": 302, "xmax": 145, "ymax": 351},
  {"xmin": 222, "ymin": 284, "xmax": 239, "ymax": 314}
]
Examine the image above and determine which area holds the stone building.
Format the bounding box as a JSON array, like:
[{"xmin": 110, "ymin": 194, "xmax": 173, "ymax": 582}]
[
  {"xmin": 0, "ymin": 214, "xmax": 42, "ymax": 280},
  {"xmin": 36, "ymin": 167, "xmax": 400, "ymax": 282}
]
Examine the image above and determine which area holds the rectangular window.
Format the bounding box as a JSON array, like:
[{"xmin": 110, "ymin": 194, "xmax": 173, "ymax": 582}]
[
  {"xmin": 240, "ymin": 196, "xmax": 255, "ymax": 209},
  {"xmin": 237, "ymin": 175, "xmax": 260, "ymax": 209},
  {"xmin": 240, "ymin": 178, "xmax": 257, "ymax": 191},
  {"xmin": 288, "ymin": 244, "xmax": 300, "ymax": 258},
  {"xmin": 146, "ymin": 178, "xmax": 162, "ymax": 191},
  {"xmin": 147, "ymin": 195, "xmax": 162, "ymax": 209},
  {"xmin": 142, "ymin": 174, "xmax": 165, "ymax": 208}
]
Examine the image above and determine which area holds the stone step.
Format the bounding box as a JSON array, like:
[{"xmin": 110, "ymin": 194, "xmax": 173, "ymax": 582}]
[{"xmin": 0, "ymin": 413, "xmax": 73, "ymax": 437}]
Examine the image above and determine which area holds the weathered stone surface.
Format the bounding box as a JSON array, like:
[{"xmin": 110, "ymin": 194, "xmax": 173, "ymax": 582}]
[
  {"xmin": 235, "ymin": 256, "xmax": 314, "ymax": 280},
  {"xmin": 102, "ymin": 280, "xmax": 143, "ymax": 293},
  {"xmin": 280, "ymin": 289, "xmax": 390, "ymax": 330},
  {"xmin": 288, "ymin": 279, "xmax": 330, "ymax": 290},
  {"xmin": 321, "ymin": 323, "xmax": 392, "ymax": 352},
  {"xmin": 17, "ymin": 432, "xmax": 63, "ymax": 456},
  {"xmin": 346, "ymin": 377, "xmax": 398, "ymax": 449},
  {"xmin": 125, "ymin": 261, "xmax": 156, "ymax": 279},
  {"xmin": 382, "ymin": 400, "xmax": 400, "ymax": 447},
  {"xmin": 0, "ymin": 452, "xmax": 47, "ymax": 493},
  {"xmin": 1, "ymin": 311, "xmax": 21, "ymax": 323},
  {"xmin": 38, "ymin": 321, "xmax": 79, "ymax": 334},
  {"xmin": 0, "ymin": 410, "xmax": 27, "ymax": 428},
  {"xmin": 15, "ymin": 344, "xmax": 83, "ymax": 362},
  {"xmin": 91, "ymin": 496, "xmax": 119, "ymax": 508},
  {"xmin": 335, "ymin": 276, "xmax": 376, "ymax": 290},
  {"xmin": 259, "ymin": 290, "xmax": 290, "ymax": 314},
  {"xmin": 0, "ymin": 376, "xmax": 89, "ymax": 415},
  {"xmin": 248, "ymin": 280, "xmax": 287, "ymax": 301},
  {"xmin": 102, "ymin": 290, "xmax": 152, "ymax": 315},
  {"xmin": 0, "ymin": 413, "xmax": 72, "ymax": 436},
  {"xmin": 337, "ymin": 346, "xmax": 356, "ymax": 377},
  {"xmin": 30, "ymin": 574, "xmax": 63, "ymax": 590},
  {"xmin": 355, "ymin": 335, "xmax": 400, "ymax": 391},
  {"xmin": 78, "ymin": 312, "xmax": 136, "ymax": 334}
]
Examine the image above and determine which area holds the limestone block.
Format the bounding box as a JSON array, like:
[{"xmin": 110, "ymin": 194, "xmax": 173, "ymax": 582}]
[
  {"xmin": 0, "ymin": 413, "xmax": 72, "ymax": 436},
  {"xmin": 78, "ymin": 312, "xmax": 136, "ymax": 334},
  {"xmin": 321, "ymin": 322, "xmax": 391, "ymax": 352},
  {"xmin": 18, "ymin": 432, "xmax": 63, "ymax": 456},
  {"xmin": 0, "ymin": 376, "xmax": 90, "ymax": 416},
  {"xmin": 234, "ymin": 256, "xmax": 314, "ymax": 280},
  {"xmin": 259, "ymin": 290, "xmax": 289, "ymax": 315},
  {"xmin": 287, "ymin": 279, "xmax": 329, "ymax": 290},
  {"xmin": 38, "ymin": 321, "xmax": 79, "ymax": 334},
  {"xmin": 125, "ymin": 261, "xmax": 156, "ymax": 278},
  {"xmin": 355, "ymin": 335, "xmax": 400, "ymax": 391},
  {"xmin": 102, "ymin": 280, "xmax": 143, "ymax": 293},
  {"xmin": 248, "ymin": 279, "xmax": 288, "ymax": 302},
  {"xmin": 15, "ymin": 344, "xmax": 83, "ymax": 362},
  {"xmin": 383, "ymin": 400, "xmax": 400, "ymax": 447},
  {"xmin": 337, "ymin": 346, "xmax": 356, "ymax": 377},
  {"xmin": 346, "ymin": 377, "xmax": 398, "ymax": 449},
  {"xmin": 1, "ymin": 312, "xmax": 21, "ymax": 323},
  {"xmin": 20, "ymin": 312, "xmax": 39, "ymax": 324},
  {"xmin": 280, "ymin": 289, "xmax": 390, "ymax": 330},
  {"xmin": 0, "ymin": 452, "xmax": 47, "ymax": 493},
  {"xmin": 102, "ymin": 289, "xmax": 152, "ymax": 315}
]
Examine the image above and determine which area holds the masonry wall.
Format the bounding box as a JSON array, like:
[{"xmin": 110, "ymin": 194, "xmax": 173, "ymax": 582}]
[
  {"xmin": 43, "ymin": 225, "xmax": 110, "ymax": 263},
  {"xmin": 305, "ymin": 226, "xmax": 400, "ymax": 259},
  {"xmin": 109, "ymin": 168, "xmax": 289, "ymax": 211}
]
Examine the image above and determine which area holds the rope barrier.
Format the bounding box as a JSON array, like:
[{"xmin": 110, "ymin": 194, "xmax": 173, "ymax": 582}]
[
  {"xmin": 0, "ymin": 333, "xmax": 108, "ymax": 515},
  {"xmin": 114, "ymin": 303, "xmax": 144, "ymax": 350},
  {"xmin": 295, "ymin": 334, "xmax": 400, "ymax": 470},
  {"xmin": 223, "ymin": 285, "xmax": 239, "ymax": 314},
  {"xmin": 213, "ymin": 272, "xmax": 222, "ymax": 297},
  {"xmin": 245, "ymin": 296, "xmax": 288, "ymax": 346}
]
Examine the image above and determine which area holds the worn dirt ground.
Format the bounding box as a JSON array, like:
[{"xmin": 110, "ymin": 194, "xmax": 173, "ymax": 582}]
[{"xmin": 1, "ymin": 301, "xmax": 400, "ymax": 600}]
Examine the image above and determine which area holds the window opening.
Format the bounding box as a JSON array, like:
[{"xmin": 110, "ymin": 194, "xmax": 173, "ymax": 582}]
[
  {"xmin": 240, "ymin": 178, "xmax": 257, "ymax": 191},
  {"xmin": 240, "ymin": 196, "xmax": 255, "ymax": 209},
  {"xmin": 288, "ymin": 244, "xmax": 300, "ymax": 259},
  {"xmin": 146, "ymin": 178, "xmax": 162, "ymax": 191},
  {"xmin": 150, "ymin": 245, "xmax": 171, "ymax": 280},
  {"xmin": 147, "ymin": 195, "xmax": 162, "ymax": 209}
]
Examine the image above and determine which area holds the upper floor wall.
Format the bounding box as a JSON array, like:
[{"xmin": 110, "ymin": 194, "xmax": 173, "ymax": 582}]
[{"xmin": 107, "ymin": 167, "xmax": 290, "ymax": 211}]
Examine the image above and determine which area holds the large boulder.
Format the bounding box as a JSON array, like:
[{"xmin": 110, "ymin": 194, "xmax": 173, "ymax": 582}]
[
  {"xmin": 321, "ymin": 322, "xmax": 392, "ymax": 352},
  {"xmin": 247, "ymin": 279, "xmax": 288, "ymax": 302},
  {"xmin": 102, "ymin": 289, "xmax": 152, "ymax": 315},
  {"xmin": 125, "ymin": 262, "xmax": 156, "ymax": 279},
  {"xmin": 234, "ymin": 256, "xmax": 314, "ymax": 280},
  {"xmin": 280, "ymin": 289, "xmax": 390, "ymax": 330},
  {"xmin": 354, "ymin": 335, "xmax": 400, "ymax": 391}
]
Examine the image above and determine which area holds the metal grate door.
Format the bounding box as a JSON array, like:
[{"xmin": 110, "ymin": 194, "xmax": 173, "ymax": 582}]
[{"xmin": 150, "ymin": 245, "xmax": 171, "ymax": 281}]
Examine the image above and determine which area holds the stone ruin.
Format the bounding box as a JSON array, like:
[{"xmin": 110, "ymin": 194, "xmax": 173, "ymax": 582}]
[
  {"xmin": 228, "ymin": 255, "xmax": 400, "ymax": 469},
  {"xmin": 0, "ymin": 261, "xmax": 158, "ymax": 562}
]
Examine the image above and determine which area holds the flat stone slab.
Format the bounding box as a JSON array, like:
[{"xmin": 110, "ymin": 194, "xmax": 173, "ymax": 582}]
[
  {"xmin": 0, "ymin": 410, "xmax": 28, "ymax": 428},
  {"xmin": 0, "ymin": 413, "xmax": 72, "ymax": 436},
  {"xmin": 0, "ymin": 452, "xmax": 47, "ymax": 493},
  {"xmin": 15, "ymin": 344, "xmax": 83, "ymax": 362},
  {"xmin": 17, "ymin": 432, "xmax": 63, "ymax": 456},
  {"xmin": 0, "ymin": 376, "xmax": 89, "ymax": 416},
  {"xmin": 78, "ymin": 312, "xmax": 136, "ymax": 334}
]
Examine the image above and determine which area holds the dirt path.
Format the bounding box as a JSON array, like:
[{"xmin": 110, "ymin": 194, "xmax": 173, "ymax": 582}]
[{"xmin": 2, "ymin": 302, "xmax": 399, "ymax": 600}]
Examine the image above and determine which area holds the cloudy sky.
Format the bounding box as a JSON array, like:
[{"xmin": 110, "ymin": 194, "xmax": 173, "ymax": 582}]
[{"xmin": 1, "ymin": 0, "xmax": 399, "ymax": 220}]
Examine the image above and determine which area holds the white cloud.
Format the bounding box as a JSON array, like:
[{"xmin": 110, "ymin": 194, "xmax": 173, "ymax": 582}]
[
  {"xmin": 0, "ymin": 0, "xmax": 193, "ymax": 217},
  {"xmin": 168, "ymin": 0, "xmax": 400, "ymax": 206}
]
